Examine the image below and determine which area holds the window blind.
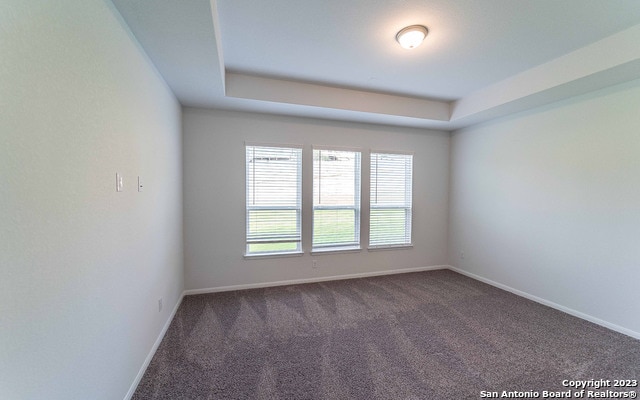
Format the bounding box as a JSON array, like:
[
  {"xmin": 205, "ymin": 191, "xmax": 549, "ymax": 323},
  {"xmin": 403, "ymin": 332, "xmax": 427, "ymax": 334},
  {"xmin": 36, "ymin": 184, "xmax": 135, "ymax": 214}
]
[
  {"xmin": 246, "ymin": 145, "xmax": 302, "ymax": 255},
  {"xmin": 313, "ymin": 149, "xmax": 361, "ymax": 250},
  {"xmin": 370, "ymin": 152, "xmax": 413, "ymax": 247}
]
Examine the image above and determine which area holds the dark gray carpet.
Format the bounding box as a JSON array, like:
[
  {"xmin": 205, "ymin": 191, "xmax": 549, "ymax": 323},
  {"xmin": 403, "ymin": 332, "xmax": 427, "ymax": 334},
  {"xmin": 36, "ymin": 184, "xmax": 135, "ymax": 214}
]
[{"xmin": 133, "ymin": 270, "xmax": 640, "ymax": 399}]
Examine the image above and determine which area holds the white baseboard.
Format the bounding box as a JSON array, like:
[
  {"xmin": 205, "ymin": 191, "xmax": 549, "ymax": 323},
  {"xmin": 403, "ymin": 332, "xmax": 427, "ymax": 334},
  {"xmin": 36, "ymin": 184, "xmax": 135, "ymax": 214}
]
[
  {"xmin": 183, "ymin": 265, "xmax": 447, "ymax": 296},
  {"xmin": 447, "ymin": 265, "xmax": 640, "ymax": 341},
  {"xmin": 123, "ymin": 293, "xmax": 185, "ymax": 400}
]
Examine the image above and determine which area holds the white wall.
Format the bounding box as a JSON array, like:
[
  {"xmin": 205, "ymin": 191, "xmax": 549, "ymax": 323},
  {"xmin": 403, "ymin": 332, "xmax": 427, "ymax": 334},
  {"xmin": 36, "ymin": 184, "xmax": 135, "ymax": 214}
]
[
  {"xmin": 449, "ymin": 79, "xmax": 640, "ymax": 337},
  {"xmin": 183, "ymin": 108, "xmax": 449, "ymax": 290},
  {"xmin": 0, "ymin": 1, "xmax": 183, "ymax": 399}
]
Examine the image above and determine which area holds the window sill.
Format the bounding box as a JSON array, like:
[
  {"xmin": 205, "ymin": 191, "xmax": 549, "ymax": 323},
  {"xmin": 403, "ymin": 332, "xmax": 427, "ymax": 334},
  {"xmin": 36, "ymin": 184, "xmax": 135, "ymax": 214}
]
[
  {"xmin": 244, "ymin": 251, "xmax": 304, "ymax": 259},
  {"xmin": 367, "ymin": 244, "xmax": 413, "ymax": 251},
  {"xmin": 311, "ymin": 246, "xmax": 362, "ymax": 255}
]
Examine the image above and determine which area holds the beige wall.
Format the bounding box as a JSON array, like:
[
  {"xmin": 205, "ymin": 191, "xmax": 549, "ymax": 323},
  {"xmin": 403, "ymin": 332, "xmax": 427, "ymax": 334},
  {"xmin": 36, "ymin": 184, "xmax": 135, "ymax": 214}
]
[
  {"xmin": 449, "ymin": 80, "xmax": 640, "ymax": 337},
  {"xmin": 0, "ymin": 1, "xmax": 183, "ymax": 398},
  {"xmin": 182, "ymin": 108, "xmax": 450, "ymax": 290}
]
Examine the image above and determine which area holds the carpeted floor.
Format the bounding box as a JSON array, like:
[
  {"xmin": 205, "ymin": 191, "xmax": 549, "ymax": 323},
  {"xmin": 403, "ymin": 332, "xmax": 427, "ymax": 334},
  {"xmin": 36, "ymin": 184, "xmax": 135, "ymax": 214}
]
[{"xmin": 133, "ymin": 270, "xmax": 640, "ymax": 399}]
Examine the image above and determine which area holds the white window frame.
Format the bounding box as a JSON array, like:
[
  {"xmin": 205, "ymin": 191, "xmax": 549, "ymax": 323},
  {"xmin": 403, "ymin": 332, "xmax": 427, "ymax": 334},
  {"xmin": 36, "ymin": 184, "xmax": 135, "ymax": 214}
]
[
  {"xmin": 368, "ymin": 150, "xmax": 413, "ymax": 250},
  {"xmin": 245, "ymin": 143, "xmax": 303, "ymax": 257},
  {"xmin": 312, "ymin": 146, "xmax": 362, "ymax": 253}
]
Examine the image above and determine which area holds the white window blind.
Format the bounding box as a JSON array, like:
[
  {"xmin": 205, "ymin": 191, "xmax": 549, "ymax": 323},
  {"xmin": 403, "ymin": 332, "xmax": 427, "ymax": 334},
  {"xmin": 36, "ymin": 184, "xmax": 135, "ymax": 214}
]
[
  {"xmin": 246, "ymin": 145, "xmax": 302, "ymax": 255},
  {"xmin": 369, "ymin": 152, "xmax": 413, "ymax": 248},
  {"xmin": 313, "ymin": 148, "xmax": 361, "ymax": 250}
]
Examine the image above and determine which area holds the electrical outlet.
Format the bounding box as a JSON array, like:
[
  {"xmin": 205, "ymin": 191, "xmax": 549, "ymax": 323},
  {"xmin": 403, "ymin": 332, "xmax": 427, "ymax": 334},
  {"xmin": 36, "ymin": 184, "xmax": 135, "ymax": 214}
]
[
  {"xmin": 158, "ymin": 298, "xmax": 163, "ymax": 312},
  {"xmin": 312, "ymin": 260, "xmax": 318, "ymax": 269}
]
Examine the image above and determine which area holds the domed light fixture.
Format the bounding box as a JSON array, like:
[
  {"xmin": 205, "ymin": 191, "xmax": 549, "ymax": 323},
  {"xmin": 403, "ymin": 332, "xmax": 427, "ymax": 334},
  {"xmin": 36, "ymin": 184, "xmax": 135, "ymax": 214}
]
[{"xmin": 396, "ymin": 25, "xmax": 428, "ymax": 49}]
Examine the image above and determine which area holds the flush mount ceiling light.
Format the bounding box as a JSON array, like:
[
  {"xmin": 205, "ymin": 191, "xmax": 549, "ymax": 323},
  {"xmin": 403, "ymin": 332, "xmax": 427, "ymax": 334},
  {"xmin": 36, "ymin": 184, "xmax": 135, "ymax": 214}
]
[{"xmin": 396, "ymin": 25, "xmax": 428, "ymax": 49}]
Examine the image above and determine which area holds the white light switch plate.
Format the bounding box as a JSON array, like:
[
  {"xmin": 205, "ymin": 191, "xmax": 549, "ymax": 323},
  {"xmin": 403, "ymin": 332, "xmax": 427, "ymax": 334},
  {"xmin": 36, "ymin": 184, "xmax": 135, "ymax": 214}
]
[
  {"xmin": 116, "ymin": 173, "xmax": 123, "ymax": 192},
  {"xmin": 138, "ymin": 176, "xmax": 143, "ymax": 192}
]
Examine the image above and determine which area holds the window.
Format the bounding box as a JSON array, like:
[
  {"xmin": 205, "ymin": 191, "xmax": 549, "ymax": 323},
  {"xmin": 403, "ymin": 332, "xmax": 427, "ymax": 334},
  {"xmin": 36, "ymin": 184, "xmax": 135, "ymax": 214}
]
[
  {"xmin": 245, "ymin": 145, "xmax": 302, "ymax": 255},
  {"xmin": 369, "ymin": 152, "xmax": 413, "ymax": 248},
  {"xmin": 313, "ymin": 148, "xmax": 361, "ymax": 251}
]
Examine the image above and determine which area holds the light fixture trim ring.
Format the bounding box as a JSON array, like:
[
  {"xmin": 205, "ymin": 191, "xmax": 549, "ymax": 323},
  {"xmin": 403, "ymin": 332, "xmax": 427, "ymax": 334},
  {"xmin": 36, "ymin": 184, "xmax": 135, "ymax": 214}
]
[{"xmin": 396, "ymin": 25, "xmax": 429, "ymax": 49}]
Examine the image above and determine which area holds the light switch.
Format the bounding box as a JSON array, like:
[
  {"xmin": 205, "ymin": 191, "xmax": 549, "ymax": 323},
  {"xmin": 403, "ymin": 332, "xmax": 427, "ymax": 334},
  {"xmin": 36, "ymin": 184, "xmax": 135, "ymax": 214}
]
[
  {"xmin": 116, "ymin": 173, "xmax": 123, "ymax": 192},
  {"xmin": 138, "ymin": 176, "xmax": 143, "ymax": 192}
]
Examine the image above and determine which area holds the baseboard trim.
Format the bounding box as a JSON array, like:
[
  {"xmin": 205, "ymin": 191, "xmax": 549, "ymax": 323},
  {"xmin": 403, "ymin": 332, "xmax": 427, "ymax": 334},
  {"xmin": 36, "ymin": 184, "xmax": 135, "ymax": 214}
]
[
  {"xmin": 183, "ymin": 265, "xmax": 447, "ymax": 296},
  {"xmin": 123, "ymin": 292, "xmax": 185, "ymax": 400},
  {"xmin": 447, "ymin": 265, "xmax": 640, "ymax": 341}
]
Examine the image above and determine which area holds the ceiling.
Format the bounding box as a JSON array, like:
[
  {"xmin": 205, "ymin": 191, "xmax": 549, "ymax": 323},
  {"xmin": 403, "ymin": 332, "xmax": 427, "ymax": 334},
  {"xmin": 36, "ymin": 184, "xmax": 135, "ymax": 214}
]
[{"xmin": 111, "ymin": 0, "xmax": 640, "ymax": 130}]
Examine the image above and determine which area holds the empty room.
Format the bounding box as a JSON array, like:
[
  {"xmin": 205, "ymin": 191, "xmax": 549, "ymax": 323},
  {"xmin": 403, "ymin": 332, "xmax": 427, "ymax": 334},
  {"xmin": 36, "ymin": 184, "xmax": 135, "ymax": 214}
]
[{"xmin": 2, "ymin": 0, "xmax": 640, "ymax": 399}]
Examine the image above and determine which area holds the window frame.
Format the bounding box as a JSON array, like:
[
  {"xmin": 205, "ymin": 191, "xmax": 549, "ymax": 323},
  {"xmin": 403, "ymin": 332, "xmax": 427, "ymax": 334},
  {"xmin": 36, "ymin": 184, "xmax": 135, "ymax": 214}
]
[
  {"xmin": 244, "ymin": 143, "xmax": 304, "ymax": 257},
  {"xmin": 311, "ymin": 146, "xmax": 363, "ymax": 253},
  {"xmin": 368, "ymin": 150, "xmax": 414, "ymax": 250}
]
